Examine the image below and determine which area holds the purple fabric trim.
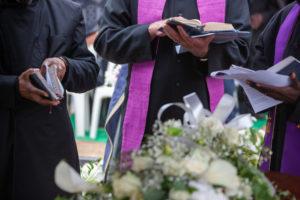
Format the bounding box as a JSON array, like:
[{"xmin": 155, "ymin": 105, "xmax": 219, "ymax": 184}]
[
  {"xmin": 206, "ymin": 77, "xmax": 224, "ymax": 112},
  {"xmin": 121, "ymin": 0, "xmax": 166, "ymax": 154},
  {"xmin": 274, "ymin": 4, "xmax": 300, "ymax": 64},
  {"xmin": 121, "ymin": 0, "xmax": 226, "ymax": 154},
  {"xmin": 281, "ymin": 122, "xmax": 300, "ymax": 176},
  {"xmin": 196, "ymin": 0, "xmax": 226, "ymax": 23},
  {"xmin": 121, "ymin": 61, "xmax": 156, "ymax": 153}
]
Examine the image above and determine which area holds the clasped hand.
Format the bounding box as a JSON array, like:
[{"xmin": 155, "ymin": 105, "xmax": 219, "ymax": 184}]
[{"xmin": 18, "ymin": 57, "xmax": 67, "ymax": 106}]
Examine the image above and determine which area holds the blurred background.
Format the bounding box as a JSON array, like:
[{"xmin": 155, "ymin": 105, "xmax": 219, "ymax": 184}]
[{"xmin": 69, "ymin": 0, "xmax": 295, "ymax": 163}]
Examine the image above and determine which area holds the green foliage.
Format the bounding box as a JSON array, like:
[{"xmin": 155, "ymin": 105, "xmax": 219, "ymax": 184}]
[
  {"xmin": 237, "ymin": 161, "xmax": 276, "ymax": 200},
  {"xmin": 143, "ymin": 188, "xmax": 166, "ymax": 200},
  {"xmin": 54, "ymin": 196, "xmax": 75, "ymax": 200}
]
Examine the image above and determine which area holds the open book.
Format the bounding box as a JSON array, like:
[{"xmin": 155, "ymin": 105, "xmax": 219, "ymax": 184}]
[
  {"xmin": 210, "ymin": 56, "xmax": 300, "ymax": 113},
  {"xmin": 167, "ymin": 18, "xmax": 250, "ymax": 43},
  {"xmin": 30, "ymin": 65, "xmax": 64, "ymax": 101}
]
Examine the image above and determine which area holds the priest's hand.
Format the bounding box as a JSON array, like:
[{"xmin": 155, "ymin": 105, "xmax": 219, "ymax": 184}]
[
  {"xmin": 41, "ymin": 57, "xmax": 67, "ymax": 81},
  {"xmin": 148, "ymin": 20, "xmax": 167, "ymax": 40},
  {"xmin": 163, "ymin": 24, "xmax": 214, "ymax": 58},
  {"xmin": 248, "ymin": 73, "xmax": 300, "ymax": 104},
  {"xmin": 18, "ymin": 68, "xmax": 60, "ymax": 106}
]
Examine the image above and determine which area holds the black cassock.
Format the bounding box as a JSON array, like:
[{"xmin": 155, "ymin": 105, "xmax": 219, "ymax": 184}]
[
  {"xmin": 253, "ymin": 3, "xmax": 300, "ymax": 171},
  {"xmin": 0, "ymin": 1, "xmax": 99, "ymax": 199},
  {"xmin": 95, "ymin": 0, "xmax": 250, "ymax": 135}
]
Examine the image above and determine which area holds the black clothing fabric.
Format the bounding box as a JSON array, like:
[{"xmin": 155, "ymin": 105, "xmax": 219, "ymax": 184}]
[
  {"xmin": 253, "ymin": 2, "xmax": 300, "ymax": 171},
  {"xmin": 72, "ymin": 0, "xmax": 107, "ymax": 35},
  {"xmin": 248, "ymin": 0, "xmax": 280, "ymax": 66},
  {"xmin": 0, "ymin": 0, "xmax": 99, "ymax": 199},
  {"xmin": 95, "ymin": 0, "xmax": 251, "ymax": 134}
]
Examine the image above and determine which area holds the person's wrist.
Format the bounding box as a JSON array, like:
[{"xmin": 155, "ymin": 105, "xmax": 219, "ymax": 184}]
[
  {"xmin": 148, "ymin": 24, "xmax": 157, "ymax": 40},
  {"xmin": 58, "ymin": 56, "xmax": 68, "ymax": 68},
  {"xmin": 193, "ymin": 49, "xmax": 208, "ymax": 61}
]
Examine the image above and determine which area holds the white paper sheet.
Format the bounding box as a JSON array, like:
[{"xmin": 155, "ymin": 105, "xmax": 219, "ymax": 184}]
[
  {"xmin": 210, "ymin": 65, "xmax": 290, "ymax": 113},
  {"xmin": 211, "ymin": 65, "xmax": 290, "ymax": 87}
]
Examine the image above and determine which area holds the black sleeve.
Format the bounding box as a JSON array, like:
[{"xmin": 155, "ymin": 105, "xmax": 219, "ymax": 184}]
[
  {"xmin": 207, "ymin": 0, "xmax": 251, "ymax": 73},
  {"xmin": 290, "ymin": 101, "xmax": 300, "ymax": 122},
  {"xmin": 0, "ymin": 75, "xmax": 18, "ymax": 109},
  {"xmin": 63, "ymin": 11, "xmax": 99, "ymax": 93},
  {"xmin": 94, "ymin": 0, "xmax": 154, "ymax": 64}
]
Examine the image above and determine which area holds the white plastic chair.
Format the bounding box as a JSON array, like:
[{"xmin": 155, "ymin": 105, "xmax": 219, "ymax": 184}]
[
  {"xmin": 89, "ymin": 86, "xmax": 114, "ymax": 139},
  {"xmin": 68, "ymin": 92, "xmax": 90, "ymax": 137}
]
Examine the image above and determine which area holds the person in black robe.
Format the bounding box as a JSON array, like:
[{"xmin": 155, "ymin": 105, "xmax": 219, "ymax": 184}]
[
  {"xmin": 95, "ymin": 0, "xmax": 250, "ymax": 134},
  {"xmin": 0, "ymin": 0, "xmax": 99, "ymax": 199},
  {"xmin": 251, "ymin": 1, "xmax": 300, "ymax": 175},
  {"xmin": 95, "ymin": 0, "xmax": 250, "ymax": 173},
  {"xmin": 248, "ymin": 0, "xmax": 280, "ymax": 66}
]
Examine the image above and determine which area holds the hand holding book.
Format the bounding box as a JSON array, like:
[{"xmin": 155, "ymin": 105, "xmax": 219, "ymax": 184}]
[
  {"xmin": 41, "ymin": 57, "xmax": 67, "ymax": 81},
  {"xmin": 163, "ymin": 23, "xmax": 214, "ymax": 58},
  {"xmin": 163, "ymin": 16, "xmax": 250, "ymax": 42},
  {"xmin": 18, "ymin": 57, "xmax": 66, "ymax": 106},
  {"xmin": 248, "ymin": 72, "xmax": 300, "ymax": 104},
  {"xmin": 18, "ymin": 68, "xmax": 61, "ymax": 106}
]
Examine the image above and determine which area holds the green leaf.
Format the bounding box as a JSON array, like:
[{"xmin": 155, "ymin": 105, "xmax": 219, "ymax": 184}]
[
  {"xmin": 167, "ymin": 127, "xmax": 182, "ymax": 136},
  {"xmin": 54, "ymin": 196, "xmax": 74, "ymax": 200},
  {"xmin": 144, "ymin": 188, "xmax": 166, "ymax": 200}
]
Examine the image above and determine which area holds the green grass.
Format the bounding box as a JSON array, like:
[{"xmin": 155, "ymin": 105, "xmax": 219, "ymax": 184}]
[{"xmin": 70, "ymin": 114, "xmax": 108, "ymax": 143}]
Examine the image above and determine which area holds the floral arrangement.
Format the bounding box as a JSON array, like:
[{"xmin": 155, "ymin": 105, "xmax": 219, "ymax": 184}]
[{"xmin": 55, "ymin": 93, "xmax": 290, "ymax": 200}]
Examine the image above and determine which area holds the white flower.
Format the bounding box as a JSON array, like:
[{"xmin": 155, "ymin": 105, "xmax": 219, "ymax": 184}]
[
  {"xmin": 169, "ymin": 190, "xmax": 190, "ymax": 200},
  {"xmin": 81, "ymin": 160, "xmax": 104, "ymax": 183},
  {"xmin": 223, "ymin": 128, "xmax": 240, "ymax": 145},
  {"xmin": 182, "ymin": 148, "xmax": 212, "ymax": 177},
  {"xmin": 55, "ymin": 161, "xmax": 98, "ymax": 193},
  {"xmin": 112, "ymin": 172, "xmax": 142, "ymax": 199},
  {"xmin": 132, "ymin": 156, "xmax": 154, "ymax": 173},
  {"xmin": 189, "ymin": 181, "xmax": 229, "ymax": 200},
  {"xmin": 225, "ymin": 181, "xmax": 253, "ymax": 199},
  {"xmin": 157, "ymin": 156, "xmax": 184, "ymax": 176},
  {"xmin": 200, "ymin": 117, "xmax": 224, "ymax": 137},
  {"xmin": 203, "ymin": 159, "xmax": 240, "ymax": 190}
]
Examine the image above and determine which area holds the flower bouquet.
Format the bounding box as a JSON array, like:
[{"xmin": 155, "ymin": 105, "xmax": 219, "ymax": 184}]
[{"xmin": 55, "ymin": 93, "xmax": 292, "ymax": 200}]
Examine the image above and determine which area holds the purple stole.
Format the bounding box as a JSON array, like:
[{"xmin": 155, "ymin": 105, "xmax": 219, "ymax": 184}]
[
  {"xmin": 261, "ymin": 3, "xmax": 300, "ymax": 176},
  {"xmin": 121, "ymin": 0, "xmax": 226, "ymax": 154}
]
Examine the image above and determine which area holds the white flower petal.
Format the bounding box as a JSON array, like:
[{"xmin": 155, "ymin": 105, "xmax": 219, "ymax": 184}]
[
  {"xmin": 55, "ymin": 160, "xmax": 98, "ymax": 193},
  {"xmin": 203, "ymin": 160, "xmax": 240, "ymax": 190}
]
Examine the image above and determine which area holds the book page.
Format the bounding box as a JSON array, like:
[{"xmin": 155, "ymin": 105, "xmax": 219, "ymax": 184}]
[{"xmin": 238, "ymin": 81, "xmax": 281, "ymax": 113}]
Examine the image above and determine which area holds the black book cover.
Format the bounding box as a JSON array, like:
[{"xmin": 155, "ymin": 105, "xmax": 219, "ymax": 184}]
[
  {"xmin": 277, "ymin": 60, "xmax": 300, "ymax": 79},
  {"xmin": 29, "ymin": 71, "xmax": 60, "ymax": 100}
]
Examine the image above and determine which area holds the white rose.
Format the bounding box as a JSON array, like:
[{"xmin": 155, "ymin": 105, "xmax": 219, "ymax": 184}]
[
  {"xmin": 201, "ymin": 117, "xmax": 224, "ymax": 137},
  {"xmin": 81, "ymin": 160, "xmax": 104, "ymax": 183},
  {"xmin": 223, "ymin": 128, "xmax": 240, "ymax": 146},
  {"xmin": 112, "ymin": 172, "xmax": 142, "ymax": 199},
  {"xmin": 183, "ymin": 149, "xmax": 211, "ymax": 177},
  {"xmin": 169, "ymin": 190, "xmax": 190, "ymax": 200},
  {"xmin": 157, "ymin": 156, "xmax": 184, "ymax": 176},
  {"xmin": 203, "ymin": 159, "xmax": 240, "ymax": 190},
  {"xmin": 132, "ymin": 156, "xmax": 154, "ymax": 173},
  {"xmin": 189, "ymin": 181, "xmax": 228, "ymax": 200}
]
